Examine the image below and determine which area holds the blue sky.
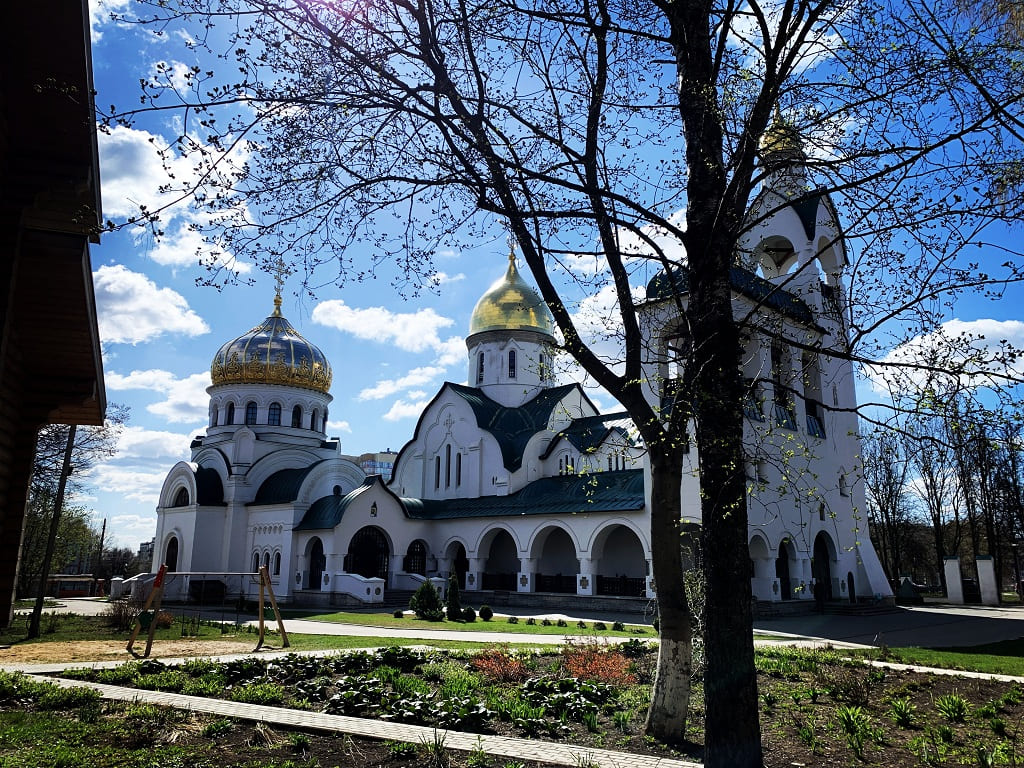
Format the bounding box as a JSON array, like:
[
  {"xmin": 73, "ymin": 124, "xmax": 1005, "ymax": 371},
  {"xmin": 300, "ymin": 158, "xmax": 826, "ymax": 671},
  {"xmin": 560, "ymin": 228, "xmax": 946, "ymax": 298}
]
[{"xmin": 83, "ymin": 1, "xmax": 1024, "ymax": 552}]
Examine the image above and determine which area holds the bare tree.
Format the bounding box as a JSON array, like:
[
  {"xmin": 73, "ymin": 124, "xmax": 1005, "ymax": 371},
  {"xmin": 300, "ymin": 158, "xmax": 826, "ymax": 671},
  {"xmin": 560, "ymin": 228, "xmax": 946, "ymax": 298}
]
[
  {"xmin": 102, "ymin": 0, "xmax": 1024, "ymax": 764},
  {"xmin": 863, "ymin": 430, "xmax": 912, "ymax": 583}
]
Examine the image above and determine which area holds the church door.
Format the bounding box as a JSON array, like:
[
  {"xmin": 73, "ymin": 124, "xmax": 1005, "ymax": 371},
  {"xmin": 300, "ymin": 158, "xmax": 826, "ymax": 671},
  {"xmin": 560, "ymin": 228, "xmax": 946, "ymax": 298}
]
[
  {"xmin": 308, "ymin": 538, "xmax": 326, "ymax": 591},
  {"xmin": 812, "ymin": 532, "xmax": 834, "ymax": 600},
  {"xmin": 347, "ymin": 526, "xmax": 390, "ymax": 580}
]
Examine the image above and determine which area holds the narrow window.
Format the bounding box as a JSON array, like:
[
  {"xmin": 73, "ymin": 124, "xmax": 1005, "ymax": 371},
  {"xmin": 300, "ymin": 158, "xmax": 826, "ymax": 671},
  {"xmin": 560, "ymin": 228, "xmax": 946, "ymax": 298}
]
[
  {"xmin": 456, "ymin": 453, "xmax": 462, "ymax": 486},
  {"xmin": 273, "ymin": 552, "xmax": 281, "ymax": 576},
  {"xmin": 477, "ymin": 352, "xmax": 485, "ymax": 384},
  {"xmin": 445, "ymin": 444, "xmax": 452, "ymax": 488},
  {"xmin": 251, "ymin": 552, "xmax": 260, "ymax": 572},
  {"xmin": 508, "ymin": 349, "xmax": 517, "ymax": 379},
  {"xmin": 322, "ymin": 413, "xmax": 328, "ymax": 431},
  {"xmin": 268, "ymin": 402, "xmax": 282, "ymax": 426},
  {"xmin": 210, "ymin": 404, "xmax": 218, "ymax": 427},
  {"xmin": 226, "ymin": 402, "xmax": 235, "ymax": 425},
  {"xmin": 245, "ymin": 401, "xmax": 257, "ymax": 425},
  {"xmin": 291, "ymin": 405, "xmax": 302, "ymax": 428},
  {"xmin": 539, "ymin": 353, "xmax": 547, "ymax": 381},
  {"xmin": 262, "ymin": 552, "xmax": 271, "ymax": 570},
  {"xmin": 311, "ymin": 408, "xmax": 318, "ymax": 430},
  {"xmin": 434, "ymin": 456, "xmax": 441, "ymax": 489},
  {"xmin": 607, "ymin": 455, "xmax": 613, "ymax": 471},
  {"xmin": 559, "ymin": 456, "xmax": 564, "ymax": 475}
]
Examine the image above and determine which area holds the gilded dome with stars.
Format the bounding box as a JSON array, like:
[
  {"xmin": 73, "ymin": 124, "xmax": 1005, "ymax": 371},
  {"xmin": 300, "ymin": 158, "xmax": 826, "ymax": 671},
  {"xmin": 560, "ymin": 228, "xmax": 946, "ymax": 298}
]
[
  {"xmin": 468, "ymin": 254, "xmax": 555, "ymax": 337},
  {"xmin": 210, "ymin": 295, "xmax": 332, "ymax": 394}
]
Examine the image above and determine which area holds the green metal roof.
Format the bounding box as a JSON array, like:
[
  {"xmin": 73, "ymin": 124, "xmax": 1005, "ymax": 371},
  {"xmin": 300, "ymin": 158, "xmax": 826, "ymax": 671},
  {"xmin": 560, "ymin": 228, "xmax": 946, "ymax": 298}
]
[
  {"xmin": 401, "ymin": 469, "xmax": 644, "ymax": 520},
  {"xmin": 545, "ymin": 412, "xmax": 633, "ymax": 457},
  {"xmin": 645, "ymin": 265, "xmax": 813, "ymax": 324},
  {"xmin": 448, "ymin": 382, "xmax": 580, "ymax": 471},
  {"xmin": 251, "ymin": 460, "xmax": 327, "ymax": 505}
]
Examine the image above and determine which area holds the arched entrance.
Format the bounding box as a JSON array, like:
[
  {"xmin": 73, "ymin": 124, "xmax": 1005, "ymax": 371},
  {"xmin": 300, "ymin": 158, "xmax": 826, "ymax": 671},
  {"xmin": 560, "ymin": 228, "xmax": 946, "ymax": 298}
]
[
  {"xmin": 307, "ymin": 537, "xmax": 326, "ymax": 590},
  {"xmin": 812, "ymin": 532, "xmax": 835, "ymax": 600},
  {"xmin": 593, "ymin": 524, "xmax": 647, "ymax": 596},
  {"xmin": 164, "ymin": 536, "xmax": 179, "ymax": 572},
  {"xmin": 533, "ymin": 527, "xmax": 578, "ymax": 594},
  {"xmin": 775, "ymin": 539, "xmax": 794, "ymax": 600},
  {"xmin": 446, "ymin": 541, "xmax": 469, "ymax": 589},
  {"xmin": 482, "ymin": 529, "xmax": 518, "ymax": 591},
  {"xmin": 345, "ymin": 526, "xmax": 390, "ymax": 580},
  {"xmin": 404, "ymin": 540, "xmax": 428, "ymax": 576}
]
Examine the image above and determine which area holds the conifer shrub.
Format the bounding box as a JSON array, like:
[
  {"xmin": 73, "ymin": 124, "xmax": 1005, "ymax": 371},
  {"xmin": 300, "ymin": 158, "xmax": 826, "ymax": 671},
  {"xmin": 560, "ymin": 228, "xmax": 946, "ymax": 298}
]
[
  {"xmin": 446, "ymin": 574, "xmax": 463, "ymax": 621},
  {"xmin": 409, "ymin": 581, "xmax": 445, "ymax": 621},
  {"xmin": 462, "ymin": 606, "xmax": 476, "ymax": 622},
  {"xmin": 478, "ymin": 605, "xmax": 493, "ymax": 621}
]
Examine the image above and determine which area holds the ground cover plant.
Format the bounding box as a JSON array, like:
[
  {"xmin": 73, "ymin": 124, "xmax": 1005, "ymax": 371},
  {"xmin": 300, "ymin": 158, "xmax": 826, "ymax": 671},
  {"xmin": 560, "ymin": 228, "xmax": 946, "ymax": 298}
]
[{"xmin": 53, "ymin": 641, "xmax": 1024, "ymax": 766}]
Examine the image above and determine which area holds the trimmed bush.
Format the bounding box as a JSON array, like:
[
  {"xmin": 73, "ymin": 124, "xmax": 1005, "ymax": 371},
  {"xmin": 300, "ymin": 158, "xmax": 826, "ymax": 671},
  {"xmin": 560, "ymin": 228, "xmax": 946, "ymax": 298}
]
[
  {"xmin": 446, "ymin": 574, "xmax": 463, "ymax": 621},
  {"xmin": 462, "ymin": 606, "xmax": 476, "ymax": 622},
  {"xmin": 478, "ymin": 605, "xmax": 493, "ymax": 621},
  {"xmin": 409, "ymin": 581, "xmax": 445, "ymax": 621},
  {"xmin": 393, "ymin": 609, "xmax": 405, "ymax": 619}
]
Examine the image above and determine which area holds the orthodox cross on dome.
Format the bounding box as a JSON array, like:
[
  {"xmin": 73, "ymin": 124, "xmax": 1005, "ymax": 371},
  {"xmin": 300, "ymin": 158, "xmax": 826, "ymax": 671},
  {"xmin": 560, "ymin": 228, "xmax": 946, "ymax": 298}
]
[
  {"xmin": 271, "ymin": 256, "xmax": 292, "ymax": 317},
  {"xmin": 506, "ymin": 230, "xmax": 517, "ymax": 266}
]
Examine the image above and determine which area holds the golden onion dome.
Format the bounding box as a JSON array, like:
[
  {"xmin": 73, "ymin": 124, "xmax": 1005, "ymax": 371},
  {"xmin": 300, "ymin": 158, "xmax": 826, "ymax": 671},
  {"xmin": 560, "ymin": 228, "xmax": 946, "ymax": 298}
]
[
  {"xmin": 759, "ymin": 109, "xmax": 804, "ymax": 158},
  {"xmin": 468, "ymin": 254, "xmax": 555, "ymax": 337},
  {"xmin": 210, "ymin": 294, "xmax": 332, "ymax": 394}
]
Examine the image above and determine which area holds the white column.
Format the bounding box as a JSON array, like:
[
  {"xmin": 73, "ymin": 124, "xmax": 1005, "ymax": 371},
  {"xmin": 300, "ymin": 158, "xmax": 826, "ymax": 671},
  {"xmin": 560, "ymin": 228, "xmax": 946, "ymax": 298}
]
[
  {"xmin": 518, "ymin": 557, "xmax": 536, "ymax": 592},
  {"xmin": 465, "ymin": 557, "xmax": 484, "ymax": 592},
  {"xmin": 944, "ymin": 557, "xmax": 964, "ymax": 604},
  {"xmin": 577, "ymin": 557, "xmax": 594, "ymax": 596},
  {"xmin": 977, "ymin": 556, "xmax": 999, "ymax": 605}
]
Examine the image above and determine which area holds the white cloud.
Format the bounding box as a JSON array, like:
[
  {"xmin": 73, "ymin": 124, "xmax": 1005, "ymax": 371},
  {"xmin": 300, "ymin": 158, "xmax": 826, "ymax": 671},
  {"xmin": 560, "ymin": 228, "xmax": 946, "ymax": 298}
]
[
  {"xmin": 868, "ymin": 318, "xmax": 1024, "ymax": 394},
  {"xmin": 98, "ymin": 125, "xmax": 252, "ymax": 275},
  {"xmin": 312, "ymin": 300, "xmax": 455, "ymax": 354},
  {"xmin": 433, "ymin": 271, "xmax": 466, "ymax": 285},
  {"xmin": 92, "ymin": 465, "xmax": 170, "ymax": 505},
  {"xmin": 359, "ymin": 366, "xmax": 447, "ymax": 401},
  {"xmin": 112, "ymin": 425, "xmax": 194, "ymax": 462},
  {"xmin": 104, "ymin": 513, "xmax": 160, "ymax": 550},
  {"xmin": 383, "ymin": 398, "xmax": 432, "ymax": 421},
  {"xmin": 106, "ymin": 368, "xmax": 211, "ymax": 424},
  {"xmin": 88, "ymin": 0, "xmax": 132, "ymax": 41},
  {"xmin": 326, "ymin": 419, "xmax": 352, "ymax": 433},
  {"xmin": 94, "ymin": 265, "xmax": 209, "ymax": 344}
]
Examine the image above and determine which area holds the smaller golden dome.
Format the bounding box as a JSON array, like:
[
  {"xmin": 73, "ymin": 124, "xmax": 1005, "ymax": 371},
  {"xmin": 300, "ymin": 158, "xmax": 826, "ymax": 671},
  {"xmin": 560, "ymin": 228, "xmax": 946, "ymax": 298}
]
[
  {"xmin": 469, "ymin": 254, "xmax": 555, "ymax": 337},
  {"xmin": 759, "ymin": 109, "xmax": 804, "ymax": 157},
  {"xmin": 210, "ymin": 295, "xmax": 332, "ymax": 394}
]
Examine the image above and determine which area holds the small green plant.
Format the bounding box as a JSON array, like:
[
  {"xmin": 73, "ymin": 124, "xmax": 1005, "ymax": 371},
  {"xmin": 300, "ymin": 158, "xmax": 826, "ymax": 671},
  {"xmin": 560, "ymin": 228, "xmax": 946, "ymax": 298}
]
[
  {"xmin": 835, "ymin": 704, "xmax": 871, "ymax": 759},
  {"xmin": 795, "ymin": 715, "xmax": 820, "ymax": 753},
  {"xmin": 462, "ymin": 606, "xmax": 476, "ymax": 622},
  {"xmin": 989, "ymin": 717, "xmax": 1007, "ymax": 737},
  {"xmin": 387, "ymin": 741, "xmax": 418, "ymax": 758},
  {"xmin": 410, "ymin": 581, "xmax": 445, "ymax": 621},
  {"xmin": 230, "ymin": 681, "xmax": 286, "ymax": 705},
  {"xmin": 467, "ymin": 737, "xmax": 489, "ymax": 768},
  {"xmin": 977, "ymin": 744, "xmax": 997, "ymax": 768},
  {"xmin": 478, "ymin": 605, "xmax": 493, "ymax": 621},
  {"xmin": 612, "ymin": 621, "xmax": 625, "ymax": 631},
  {"xmin": 557, "ymin": 618, "xmax": 568, "ymax": 627},
  {"xmin": 289, "ymin": 731, "xmax": 311, "ymax": 750},
  {"xmin": 593, "ymin": 622, "xmax": 607, "ymax": 631},
  {"xmin": 761, "ymin": 691, "xmax": 778, "ymax": 712},
  {"xmin": 888, "ymin": 696, "xmax": 916, "ymax": 728},
  {"xmin": 202, "ymin": 718, "xmax": 234, "ymax": 738},
  {"xmin": 393, "ymin": 609, "xmax": 405, "ymax": 619},
  {"xmin": 935, "ymin": 692, "xmax": 970, "ymax": 723},
  {"xmin": 507, "ymin": 616, "xmax": 519, "ymax": 624},
  {"xmin": 612, "ymin": 709, "xmax": 631, "ymax": 733},
  {"xmin": 582, "ymin": 710, "xmax": 600, "ymax": 733},
  {"xmin": 525, "ymin": 617, "xmax": 536, "ymax": 625},
  {"xmin": 935, "ymin": 723, "xmax": 954, "ymax": 743},
  {"xmin": 577, "ymin": 620, "xmax": 587, "ymax": 629},
  {"xmin": 420, "ymin": 729, "xmax": 449, "ymax": 768}
]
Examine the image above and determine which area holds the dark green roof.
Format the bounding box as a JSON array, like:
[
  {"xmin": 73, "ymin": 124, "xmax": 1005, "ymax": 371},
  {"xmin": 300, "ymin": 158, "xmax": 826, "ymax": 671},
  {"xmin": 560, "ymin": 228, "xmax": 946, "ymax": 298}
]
[
  {"xmin": 195, "ymin": 466, "xmax": 225, "ymax": 506},
  {"xmin": 401, "ymin": 469, "xmax": 644, "ymax": 520},
  {"xmin": 448, "ymin": 382, "xmax": 580, "ymax": 471},
  {"xmin": 546, "ymin": 412, "xmax": 632, "ymax": 457},
  {"xmin": 251, "ymin": 460, "xmax": 326, "ymax": 505},
  {"xmin": 645, "ymin": 265, "xmax": 813, "ymax": 324}
]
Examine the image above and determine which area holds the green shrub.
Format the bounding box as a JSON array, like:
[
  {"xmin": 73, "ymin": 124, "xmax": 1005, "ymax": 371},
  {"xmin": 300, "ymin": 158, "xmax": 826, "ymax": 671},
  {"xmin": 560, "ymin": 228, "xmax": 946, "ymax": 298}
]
[
  {"xmin": 888, "ymin": 696, "xmax": 916, "ymax": 728},
  {"xmin": 478, "ymin": 605, "xmax": 493, "ymax": 621},
  {"xmin": 935, "ymin": 692, "xmax": 969, "ymax": 723},
  {"xmin": 445, "ymin": 574, "xmax": 463, "ymax": 621},
  {"xmin": 835, "ymin": 705, "xmax": 871, "ymax": 759},
  {"xmin": 230, "ymin": 681, "xmax": 286, "ymax": 705},
  {"xmin": 462, "ymin": 606, "xmax": 476, "ymax": 622},
  {"xmin": 507, "ymin": 616, "xmax": 519, "ymax": 624},
  {"xmin": 410, "ymin": 581, "xmax": 445, "ymax": 621},
  {"xmin": 393, "ymin": 609, "xmax": 405, "ymax": 619},
  {"xmin": 612, "ymin": 621, "xmax": 625, "ymax": 631}
]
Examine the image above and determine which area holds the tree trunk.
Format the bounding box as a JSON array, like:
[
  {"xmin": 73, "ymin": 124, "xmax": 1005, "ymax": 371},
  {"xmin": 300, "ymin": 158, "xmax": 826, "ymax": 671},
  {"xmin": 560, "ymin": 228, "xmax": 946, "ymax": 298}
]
[
  {"xmin": 644, "ymin": 450, "xmax": 691, "ymax": 743},
  {"xmin": 28, "ymin": 424, "xmax": 75, "ymax": 639}
]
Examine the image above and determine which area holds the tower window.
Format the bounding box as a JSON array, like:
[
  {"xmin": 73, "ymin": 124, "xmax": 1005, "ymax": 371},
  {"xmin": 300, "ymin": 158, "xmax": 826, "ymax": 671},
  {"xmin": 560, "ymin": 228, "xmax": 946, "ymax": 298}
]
[
  {"xmin": 445, "ymin": 444, "xmax": 452, "ymax": 488},
  {"xmin": 434, "ymin": 456, "xmax": 441, "ymax": 489},
  {"xmin": 226, "ymin": 402, "xmax": 236, "ymax": 425},
  {"xmin": 311, "ymin": 409, "xmax": 318, "ymax": 430},
  {"xmin": 210, "ymin": 404, "xmax": 218, "ymax": 427},
  {"xmin": 268, "ymin": 402, "xmax": 282, "ymax": 426},
  {"xmin": 273, "ymin": 552, "xmax": 281, "ymax": 575},
  {"xmin": 291, "ymin": 405, "xmax": 302, "ymax": 428},
  {"xmin": 456, "ymin": 453, "xmax": 462, "ymax": 486},
  {"xmin": 508, "ymin": 350, "xmax": 517, "ymax": 379},
  {"xmin": 539, "ymin": 353, "xmax": 547, "ymax": 381},
  {"xmin": 245, "ymin": 401, "xmax": 257, "ymax": 425},
  {"xmin": 477, "ymin": 352, "xmax": 485, "ymax": 384}
]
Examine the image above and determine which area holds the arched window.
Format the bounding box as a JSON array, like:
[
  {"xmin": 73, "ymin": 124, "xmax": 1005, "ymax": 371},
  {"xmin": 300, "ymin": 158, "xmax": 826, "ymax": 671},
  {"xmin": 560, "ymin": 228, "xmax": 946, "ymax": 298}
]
[
  {"xmin": 456, "ymin": 453, "xmax": 462, "ymax": 487},
  {"xmin": 839, "ymin": 473, "xmax": 850, "ymax": 497},
  {"xmin": 273, "ymin": 552, "xmax": 282, "ymax": 575},
  {"xmin": 262, "ymin": 551, "xmax": 271, "ymax": 570},
  {"xmin": 268, "ymin": 402, "xmax": 282, "ymax": 426},
  {"xmin": 539, "ymin": 353, "xmax": 547, "ymax": 381},
  {"xmin": 291, "ymin": 405, "xmax": 302, "ymax": 428},
  {"xmin": 311, "ymin": 408, "xmax": 319, "ymax": 430},
  {"xmin": 172, "ymin": 487, "xmax": 190, "ymax": 507},
  {"xmin": 434, "ymin": 456, "xmax": 441, "ymax": 489},
  {"xmin": 245, "ymin": 401, "xmax": 258, "ymax": 425},
  {"xmin": 477, "ymin": 352, "xmax": 485, "ymax": 384},
  {"xmin": 210, "ymin": 404, "xmax": 218, "ymax": 427},
  {"xmin": 251, "ymin": 552, "xmax": 260, "ymax": 572},
  {"xmin": 608, "ymin": 455, "xmax": 613, "ymax": 471},
  {"xmin": 322, "ymin": 412, "xmax": 328, "ymax": 431},
  {"xmin": 445, "ymin": 444, "xmax": 452, "ymax": 488},
  {"xmin": 165, "ymin": 536, "xmax": 179, "ymax": 572},
  {"xmin": 508, "ymin": 349, "xmax": 517, "ymax": 379},
  {"xmin": 226, "ymin": 402, "xmax": 236, "ymax": 425}
]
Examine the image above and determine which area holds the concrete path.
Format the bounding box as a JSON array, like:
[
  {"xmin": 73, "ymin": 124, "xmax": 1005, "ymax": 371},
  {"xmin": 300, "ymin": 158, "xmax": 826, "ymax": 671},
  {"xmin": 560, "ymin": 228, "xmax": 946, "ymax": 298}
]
[{"xmin": 33, "ymin": 671, "xmax": 700, "ymax": 768}]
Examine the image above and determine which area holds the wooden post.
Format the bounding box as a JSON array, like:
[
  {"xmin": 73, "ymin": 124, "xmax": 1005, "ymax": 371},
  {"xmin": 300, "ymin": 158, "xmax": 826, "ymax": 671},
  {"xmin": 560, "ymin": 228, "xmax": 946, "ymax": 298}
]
[
  {"xmin": 127, "ymin": 564, "xmax": 167, "ymax": 657},
  {"xmin": 263, "ymin": 566, "xmax": 290, "ymax": 648},
  {"xmin": 254, "ymin": 569, "xmax": 266, "ymax": 650}
]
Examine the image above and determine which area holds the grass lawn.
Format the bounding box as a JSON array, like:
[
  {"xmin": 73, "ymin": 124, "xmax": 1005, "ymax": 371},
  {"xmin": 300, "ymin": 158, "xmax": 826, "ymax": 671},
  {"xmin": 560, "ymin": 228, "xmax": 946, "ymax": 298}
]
[
  {"xmin": 281, "ymin": 608, "xmax": 655, "ymax": 636},
  {"xmin": 853, "ymin": 637, "xmax": 1024, "ymax": 677}
]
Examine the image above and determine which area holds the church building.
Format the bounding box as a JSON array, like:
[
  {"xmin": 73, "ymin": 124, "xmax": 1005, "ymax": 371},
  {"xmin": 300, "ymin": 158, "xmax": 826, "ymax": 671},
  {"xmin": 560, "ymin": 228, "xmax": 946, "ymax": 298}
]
[{"xmin": 151, "ymin": 122, "xmax": 893, "ymax": 610}]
